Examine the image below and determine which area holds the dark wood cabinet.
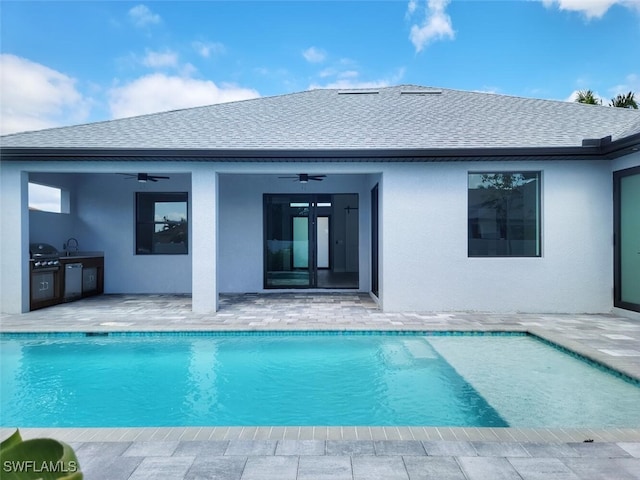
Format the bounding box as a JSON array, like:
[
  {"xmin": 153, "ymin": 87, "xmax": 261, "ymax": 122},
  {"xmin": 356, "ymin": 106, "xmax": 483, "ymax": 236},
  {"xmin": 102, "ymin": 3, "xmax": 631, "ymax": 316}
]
[
  {"xmin": 29, "ymin": 266, "xmax": 63, "ymax": 311},
  {"xmin": 30, "ymin": 256, "xmax": 104, "ymax": 311}
]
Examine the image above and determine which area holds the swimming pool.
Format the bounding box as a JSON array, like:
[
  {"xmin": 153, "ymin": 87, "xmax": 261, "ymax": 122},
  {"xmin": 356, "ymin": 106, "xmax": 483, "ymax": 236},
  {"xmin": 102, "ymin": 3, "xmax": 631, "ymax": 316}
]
[{"xmin": 1, "ymin": 332, "xmax": 639, "ymax": 428}]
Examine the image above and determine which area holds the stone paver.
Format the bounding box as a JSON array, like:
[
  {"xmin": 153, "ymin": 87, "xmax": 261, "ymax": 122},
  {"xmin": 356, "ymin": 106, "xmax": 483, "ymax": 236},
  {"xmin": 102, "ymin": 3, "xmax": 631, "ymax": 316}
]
[
  {"xmin": 422, "ymin": 440, "xmax": 478, "ymax": 457},
  {"xmin": 128, "ymin": 457, "xmax": 195, "ymax": 480},
  {"xmin": 225, "ymin": 440, "xmax": 277, "ymax": 456},
  {"xmin": 2, "ymin": 293, "xmax": 640, "ymax": 479},
  {"xmin": 403, "ymin": 456, "xmax": 468, "ymax": 480},
  {"xmin": 241, "ymin": 456, "xmax": 298, "ymax": 480},
  {"xmin": 297, "ymin": 456, "xmax": 353, "ymax": 480},
  {"xmin": 276, "ymin": 439, "xmax": 326, "ymax": 456},
  {"xmin": 457, "ymin": 456, "xmax": 522, "ymax": 480},
  {"xmin": 123, "ymin": 441, "xmax": 179, "ymax": 457},
  {"xmin": 373, "ymin": 440, "xmax": 426, "ymax": 456},
  {"xmin": 352, "ymin": 456, "xmax": 409, "ymax": 480},
  {"xmin": 562, "ymin": 457, "xmax": 640, "ymax": 480},
  {"xmin": 184, "ymin": 456, "xmax": 247, "ymax": 480},
  {"xmin": 507, "ymin": 457, "xmax": 581, "ymax": 480},
  {"xmin": 326, "ymin": 440, "xmax": 376, "ymax": 456}
]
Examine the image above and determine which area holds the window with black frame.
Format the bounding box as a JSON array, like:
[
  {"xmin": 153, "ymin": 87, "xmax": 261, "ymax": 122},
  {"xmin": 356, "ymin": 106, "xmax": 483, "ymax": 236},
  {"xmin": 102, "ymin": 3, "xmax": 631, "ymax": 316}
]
[
  {"xmin": 468, "ymin": 172, "xmax": 541, "ymax": 257},
  {"xmin": 136, "ymin": 192, "xmax": 188, "ymax": 254}
]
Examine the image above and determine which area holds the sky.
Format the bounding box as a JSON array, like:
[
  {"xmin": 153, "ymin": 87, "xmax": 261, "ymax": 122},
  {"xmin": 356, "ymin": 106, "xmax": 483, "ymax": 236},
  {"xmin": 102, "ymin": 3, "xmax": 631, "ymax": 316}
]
[{"xmin": 1, "ymin": 0, "xmax": 640, "ymax": 136}]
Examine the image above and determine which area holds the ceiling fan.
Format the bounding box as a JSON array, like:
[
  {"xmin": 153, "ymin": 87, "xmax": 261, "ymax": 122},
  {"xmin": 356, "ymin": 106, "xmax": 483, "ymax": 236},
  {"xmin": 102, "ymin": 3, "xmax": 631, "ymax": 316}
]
[
  {"xmin": 120, "ymin": 173, "xmax": 170, "ymax": 183},
  {"xmin": 278, "ymin": 173, "xmax": 326, "ymax": 183}
]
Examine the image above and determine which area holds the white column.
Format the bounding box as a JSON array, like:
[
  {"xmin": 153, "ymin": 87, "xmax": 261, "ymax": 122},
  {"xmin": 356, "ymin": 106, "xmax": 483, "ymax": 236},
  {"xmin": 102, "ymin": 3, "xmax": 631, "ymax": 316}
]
[
  {"xmin": 191, "ymin": 169, "xmax": 218, "ymax": 312},
  {"xmin": 0, "ymin": 167, "xmax": 30, "ymax": 313}
]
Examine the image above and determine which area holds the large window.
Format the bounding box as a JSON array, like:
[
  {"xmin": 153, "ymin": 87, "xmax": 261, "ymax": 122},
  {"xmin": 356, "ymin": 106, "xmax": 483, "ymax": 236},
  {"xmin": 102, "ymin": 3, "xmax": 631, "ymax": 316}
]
[
  {"xmin": 468, "ymin": 172, "xmax": 541, "ymax": 257},
  {"xmin": 136, "ymin": 192, "xmax": 188, "ymax": 254}
]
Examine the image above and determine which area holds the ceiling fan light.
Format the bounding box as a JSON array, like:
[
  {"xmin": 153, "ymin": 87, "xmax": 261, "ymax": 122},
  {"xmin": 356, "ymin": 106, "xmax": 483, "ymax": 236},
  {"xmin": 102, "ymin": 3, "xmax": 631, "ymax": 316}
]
[{"xmin": 138, "ymin": 173, "xmax": 147, "ymax": 183}]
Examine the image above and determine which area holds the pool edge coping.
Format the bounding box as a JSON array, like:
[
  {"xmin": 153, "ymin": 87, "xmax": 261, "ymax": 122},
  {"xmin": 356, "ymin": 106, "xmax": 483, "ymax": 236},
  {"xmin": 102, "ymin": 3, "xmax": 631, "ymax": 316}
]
[{"xmin": 5, "ymin": 425, "xmax": 640, "ymax": 443}]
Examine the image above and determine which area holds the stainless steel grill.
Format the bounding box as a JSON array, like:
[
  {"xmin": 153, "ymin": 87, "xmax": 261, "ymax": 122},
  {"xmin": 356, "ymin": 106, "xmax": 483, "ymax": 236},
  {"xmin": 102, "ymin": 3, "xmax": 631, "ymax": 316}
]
[{"xmin": 29, "ymin": 243, "xmax": 61, "ymax": 270}]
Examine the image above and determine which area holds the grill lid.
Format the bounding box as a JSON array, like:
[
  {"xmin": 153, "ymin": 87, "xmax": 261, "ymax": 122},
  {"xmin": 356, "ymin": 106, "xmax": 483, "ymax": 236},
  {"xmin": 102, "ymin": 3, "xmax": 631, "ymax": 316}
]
[{"xmin": 29, "ymin": 243, "xmax": 60, "ymax": 258}]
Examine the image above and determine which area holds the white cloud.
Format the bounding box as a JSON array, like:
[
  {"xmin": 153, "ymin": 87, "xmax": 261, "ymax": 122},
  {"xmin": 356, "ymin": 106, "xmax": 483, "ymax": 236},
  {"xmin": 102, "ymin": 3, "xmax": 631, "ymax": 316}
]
[
  {"xmin": 128, "ymin": 4, "xmax": 161, "ymax": 28},
  {"xmin": 408, "ymin": 0, "xmax": 455, "ymax": 53},
  {"xmin": 0, "ymin": 54, "xmax": 91, "ymax": 135},
  {"xmin": 303, "ymin": 47, "xmax": 327, "ymax": 63},
  {"xmin": 609, "ymin": 73, "xmax": 640, "ymax": 96},
  {"xmin": 193, "ymin": 41, "xmax": 226, "ymax": 58},
  {"xmin": 541, "ymin": 0, "xmax": 639, "ymax": 19},
  {"xmin": 407, "ymin": 0, "xmax": 418, "ymax": 16},
  {"xmin": 309, "ymin": 68, "xmax": 405, "ymax": 90},
  {"xmin": 142, "ymin": 49, "xmax": 179, "ymax": 69},
  {"xmin": 108, "ymin": 74, "xmax": 259, "ymax": 118}
]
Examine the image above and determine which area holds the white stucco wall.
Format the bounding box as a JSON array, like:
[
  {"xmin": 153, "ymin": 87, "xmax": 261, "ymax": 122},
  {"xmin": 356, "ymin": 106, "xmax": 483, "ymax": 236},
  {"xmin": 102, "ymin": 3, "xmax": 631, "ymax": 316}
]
[
  {"xmin": 0, "ymin": 155, "xmax": 630, "ymax": 314},
  {"xmin": 380, "ymin": 160, "xmax": 613, "ymax": 313},
  {"xmin": 0, "ymin": 164, "xmax": 30, "ymax": 313}
]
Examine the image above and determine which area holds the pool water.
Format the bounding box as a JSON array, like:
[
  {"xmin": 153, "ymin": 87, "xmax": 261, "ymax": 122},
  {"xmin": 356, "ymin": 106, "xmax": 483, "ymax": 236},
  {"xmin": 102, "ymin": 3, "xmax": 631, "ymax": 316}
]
[{"xmin": 1, "ymin": 333, "xmax": 639, "ymax": 428}]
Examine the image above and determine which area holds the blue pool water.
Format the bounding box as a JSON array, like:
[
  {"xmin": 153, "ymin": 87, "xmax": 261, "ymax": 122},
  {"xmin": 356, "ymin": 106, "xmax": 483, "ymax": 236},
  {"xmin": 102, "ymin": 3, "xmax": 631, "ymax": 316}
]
[{"xmin": 1, "ymin": 332, "xmax": 639, "ymax": 428}]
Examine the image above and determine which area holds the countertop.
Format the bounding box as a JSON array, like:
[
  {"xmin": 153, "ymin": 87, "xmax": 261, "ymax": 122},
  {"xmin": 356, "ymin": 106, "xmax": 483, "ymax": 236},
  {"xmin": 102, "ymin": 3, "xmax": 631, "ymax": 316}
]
[{"xmin": 58, "ymin": 251, "xmax": 104, "ymax": 260}]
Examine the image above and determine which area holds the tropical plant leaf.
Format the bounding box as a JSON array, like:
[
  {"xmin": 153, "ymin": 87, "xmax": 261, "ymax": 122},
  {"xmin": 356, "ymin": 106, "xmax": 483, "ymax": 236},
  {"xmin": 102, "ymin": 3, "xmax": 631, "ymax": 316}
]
[
  {"xmin": 0, "ymin": 429, "xmax": 23, "ymax": 452},
  {"xmin": 0, "ymin": 430, "xmax": 82, "ymax": 480}
]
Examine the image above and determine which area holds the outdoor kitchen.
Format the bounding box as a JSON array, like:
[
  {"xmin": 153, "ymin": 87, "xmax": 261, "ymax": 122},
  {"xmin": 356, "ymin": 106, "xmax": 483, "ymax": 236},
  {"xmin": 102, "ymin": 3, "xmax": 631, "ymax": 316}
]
[{"xmin": 29, "ymin": 240, "xmax": 104, "ymax": 311}]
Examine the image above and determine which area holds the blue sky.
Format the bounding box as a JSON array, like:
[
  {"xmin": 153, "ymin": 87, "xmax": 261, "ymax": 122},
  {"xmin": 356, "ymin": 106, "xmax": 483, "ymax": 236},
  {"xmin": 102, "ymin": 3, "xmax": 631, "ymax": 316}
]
[{"xmin": 1, "ymin": 0, "xmax": 639, "ymax": 135}]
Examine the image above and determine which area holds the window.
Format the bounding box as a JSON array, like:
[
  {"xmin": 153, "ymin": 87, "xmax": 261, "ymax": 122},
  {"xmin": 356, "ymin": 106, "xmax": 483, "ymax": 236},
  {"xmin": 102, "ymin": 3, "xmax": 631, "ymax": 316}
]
[
  {"xmin": 136, "ymin": 192, "xmax": 188, "ymax": 254},
  {"xmin": 28, "ymin": 183, "xmax": 67, "ymax": 213},
  {"xmin": 468, "ymin": 172, "xmax": 541, "ymax": 257}
]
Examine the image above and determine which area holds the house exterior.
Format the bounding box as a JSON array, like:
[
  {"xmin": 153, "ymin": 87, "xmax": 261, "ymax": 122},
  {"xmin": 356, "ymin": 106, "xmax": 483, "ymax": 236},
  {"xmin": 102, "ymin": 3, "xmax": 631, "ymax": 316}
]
[{"xmin": 1, "ymin": 85, "xmax": 639, "ymax": 316}]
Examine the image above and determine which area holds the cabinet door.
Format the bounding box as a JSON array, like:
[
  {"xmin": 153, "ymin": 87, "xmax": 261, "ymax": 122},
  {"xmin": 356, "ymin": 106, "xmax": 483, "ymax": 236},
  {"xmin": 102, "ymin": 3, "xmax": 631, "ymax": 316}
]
[
  {"xmin": 82, "ymin": 267, "xmax": 98, "ymax": 293},
  {"xmin": 31, "ymin": 271, "xmax": 55, "ymax": 301}
]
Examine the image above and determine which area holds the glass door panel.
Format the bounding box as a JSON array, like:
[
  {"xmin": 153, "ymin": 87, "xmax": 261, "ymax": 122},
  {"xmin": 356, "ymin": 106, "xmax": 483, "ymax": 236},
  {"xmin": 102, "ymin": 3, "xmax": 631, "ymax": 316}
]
[
  {"xmin": 264, "ymin": 195, "xmax": 311, "ymax": 287},
  {"xmin": 317, "ymin": 217, "xmax": 330, "ymax": 269},
  {"xmin": 619, "ymin": 171, "xmax": 640, "ymax": 308},
  {"xmin": 293, "ymin": 217, "xmax": 309, "ymax": 268}
]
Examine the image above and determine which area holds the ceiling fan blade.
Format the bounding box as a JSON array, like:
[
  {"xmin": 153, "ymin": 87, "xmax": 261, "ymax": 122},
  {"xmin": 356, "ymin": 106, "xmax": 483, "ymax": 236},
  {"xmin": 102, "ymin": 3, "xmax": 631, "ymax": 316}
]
[
  {"xmin": 309, "ymin": 177, "xmax": 324, "ymax": 181},
  {"xmin": 151, "ymin": 176, "xmax": 170, "ymax": 180}
]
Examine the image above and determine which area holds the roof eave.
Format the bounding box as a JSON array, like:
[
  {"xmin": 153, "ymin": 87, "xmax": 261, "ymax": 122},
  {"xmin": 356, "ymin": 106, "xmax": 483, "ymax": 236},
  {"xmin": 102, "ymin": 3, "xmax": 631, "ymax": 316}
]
[
  {"xmin": 0, "ymin": 145, "xmax": 616, "ymax": 161},
  {"xmin": 601, "ymin": 131, "xmax": 640, "ymax": 159}
]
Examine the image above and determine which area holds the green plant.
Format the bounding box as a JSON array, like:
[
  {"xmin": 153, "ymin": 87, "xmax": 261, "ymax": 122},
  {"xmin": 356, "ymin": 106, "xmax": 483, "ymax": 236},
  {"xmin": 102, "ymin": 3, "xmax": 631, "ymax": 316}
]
[{"xmin": 0, "ymin": 429, "xmax": 82, "ymax": 480}]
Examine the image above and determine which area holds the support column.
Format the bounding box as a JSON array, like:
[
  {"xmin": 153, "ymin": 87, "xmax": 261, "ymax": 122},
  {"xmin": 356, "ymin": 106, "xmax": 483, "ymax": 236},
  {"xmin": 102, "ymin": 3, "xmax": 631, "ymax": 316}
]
[
  {"xmin": 0, "ymin": 167, "xmax": 30, "ymax": 313},
  {"xmin": 191, "ymin": 169, "xmax": 218, "ymax": 313}
]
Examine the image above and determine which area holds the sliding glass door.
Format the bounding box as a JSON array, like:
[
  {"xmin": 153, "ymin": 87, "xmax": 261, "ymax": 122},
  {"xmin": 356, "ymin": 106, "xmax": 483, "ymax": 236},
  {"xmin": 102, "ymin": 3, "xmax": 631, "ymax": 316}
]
[
  {"xmin": 614, "ymin": 167, "xmax": 640, "ymax": 312},
  {"xmin": 264, "ymin": 194, "xmax": 358, "ymax": 289}
]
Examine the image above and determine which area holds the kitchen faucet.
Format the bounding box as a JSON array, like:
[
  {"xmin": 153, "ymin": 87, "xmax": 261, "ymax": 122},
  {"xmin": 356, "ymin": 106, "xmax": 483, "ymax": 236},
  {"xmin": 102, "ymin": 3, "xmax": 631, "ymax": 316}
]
[{"xmin": 64, "ymin": 237, "xmax": 79, "ymax": 255}]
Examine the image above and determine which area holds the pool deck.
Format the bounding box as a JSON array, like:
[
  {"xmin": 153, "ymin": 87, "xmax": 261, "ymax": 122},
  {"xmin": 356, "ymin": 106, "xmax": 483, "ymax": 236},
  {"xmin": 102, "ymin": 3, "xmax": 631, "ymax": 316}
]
[{"xmin": 2, "ymin": 293, "xmax": 640, "ymax": 480}]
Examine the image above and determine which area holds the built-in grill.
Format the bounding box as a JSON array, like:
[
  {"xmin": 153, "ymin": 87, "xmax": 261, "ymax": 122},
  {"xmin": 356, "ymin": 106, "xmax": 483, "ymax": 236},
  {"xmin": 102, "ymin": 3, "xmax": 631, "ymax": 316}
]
[
  {"xmin": 29, "ymin": 243, "xmax": 61, "ymax": 270},
  {"xmin": 29, "ymin": 243, "xmax": 63, "ymax": 309}
]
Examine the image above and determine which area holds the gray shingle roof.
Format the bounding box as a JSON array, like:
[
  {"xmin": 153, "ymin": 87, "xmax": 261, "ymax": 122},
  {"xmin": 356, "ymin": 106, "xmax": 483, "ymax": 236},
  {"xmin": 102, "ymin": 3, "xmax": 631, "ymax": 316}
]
[{"xmin": 2, "ymin": 85, "xmax": 639, "ymax": 152}]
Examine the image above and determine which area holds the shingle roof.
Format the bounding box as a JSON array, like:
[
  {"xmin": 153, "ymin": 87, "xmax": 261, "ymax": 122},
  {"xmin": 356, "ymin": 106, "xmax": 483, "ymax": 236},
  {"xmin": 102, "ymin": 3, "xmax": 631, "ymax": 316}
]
[{"xmin": 2, "ymin": 85, "xmax": 639, "ymax": 152}]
